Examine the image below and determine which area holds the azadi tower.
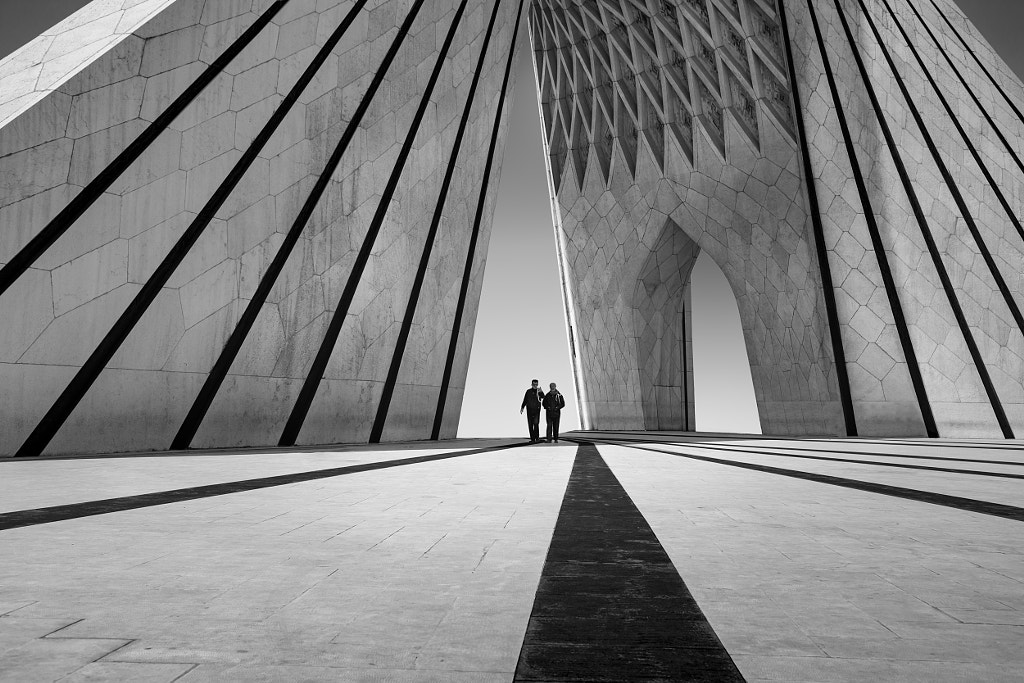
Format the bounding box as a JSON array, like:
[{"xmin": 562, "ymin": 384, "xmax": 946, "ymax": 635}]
[{"xmin": 2, "ymin": 0, "xmax": 1024, "ymax": 456}]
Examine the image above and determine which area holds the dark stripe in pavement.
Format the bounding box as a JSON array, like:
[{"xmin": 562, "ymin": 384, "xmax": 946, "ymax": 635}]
[
  {"xmin": 513, "ymin": 442, "xmax": 745, "ymax": 682},
  {"xmin": 572, "ymin": 430, "xmax": 1024, "ymax": 452},
  {"xmin": 587, "ymin": 439, "xmax": 1024, "ymax": 523},
  {"xmin": 0, "ymin": 442, "xmax": 527, "ymax": 532},
  {"xmin": 690, "ymin": 442, "xmax": 1024, "ymax": 468},
  {"xmin": 585, "ymin": 435, "xmax": 1024, "ymax": 478}
]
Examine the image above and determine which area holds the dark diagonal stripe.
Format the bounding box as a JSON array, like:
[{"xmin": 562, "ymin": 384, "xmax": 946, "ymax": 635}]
[
  {"xmin": 513, "ymin": 442, "xmax": 745, "ymax": 682},
  {"xmin": 851, "ymin": 0, "xmax": 1024, "ymax": 341},
  {"xmin": 573, "ymin": 429, "xmax": 1024, "ymax": 453},
  {"xmin": 585, "ymin": 439, "xmax": 1024, "ymax": 523},
  {"xmin": 0, "ymin": 1, "xmax": 288, "ymax": 297},
  {"xmin": 891, "ymin": 0, "xmax": 1024, "ymax": 246},
  {"xmin": 369, "ymin": 0, "xmax": 506, "ymax": 443},
  {"xmin": 777, "ymin": 0, "xmax": 856, "ymax": 437},
  {"xmin": 683, "ymin": 441, "xmax": 1024, "ymax": 468},
  {"xmin": 809, "ymin": 0, "xmax": 937, "ymax": 437},
  {"xmin": 15, "ymin": 2, "xmax": 371, "ymax": 458},
  {"xmin": 908, "ymin": 0, "xmax": 1024, "ymax": 203},
  {"xmin": 279, "ymin": 0, "xmax": 469, "ymax": 447},
  {"xmin": 431, "ymin": 1, "xmax": 525, "ymax": 440},
  {"xmin": 927, "ymin": 0, "xmax": 1024, "ymax": 127},
  {"xmin": 843, "ymin": 0, "xmax": 1016, "ymax": 438},
  {"xmin": 0, "ymin": 442, "xmax": 527, "ymax": 532},
  {"xmin": 801, "ymin": 0, "xmax": 1011, "ymax": 439},
  {"xmin": 583, "ymin": 434, "xmax": 1024, "ymax": 479},
  {"xmin": 171, "ymin": 0, "xmax": 372, "ymax": 449}
]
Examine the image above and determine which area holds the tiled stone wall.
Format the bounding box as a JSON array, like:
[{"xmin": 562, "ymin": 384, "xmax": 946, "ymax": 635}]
[
  {"xmin": 633, "ymin": 220, "xmax": 698, "ymax": 430},
  {"xmin": 788, "ymin": 0, "xmax": 1024, "ymax": 436},
  {"xmin": 4, "ymin": 0, "xmax": 1023, "ymax": 450},
  {"xmin": 0, "ymin": 0, "xmax": 520, "ymax": 455},
  {"xmin": 532, "ymin": 0, "xmax": 1024, "ymax": 437},
  {"xmin": 531, "ymin": 0, "xmax": 846, "ymax": 435}
]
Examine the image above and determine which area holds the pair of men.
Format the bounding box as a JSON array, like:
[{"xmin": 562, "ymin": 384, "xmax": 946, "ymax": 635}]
[{"xmin": 520, "ymin": 379, "xmax": 565, "ymax": 443}]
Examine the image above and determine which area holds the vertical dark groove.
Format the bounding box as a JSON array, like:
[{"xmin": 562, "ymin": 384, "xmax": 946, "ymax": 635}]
[
  {"xmin": 430, "ymin": 0, "xmax": 526, "ymax": 441},
  {"xmin": 926, "ymin": 0, "xmax": 1024, "ymax": 127},
  {"xmin": 14, "ymin": 1, "xmax": 362, "ymax": 458},
  {"xmin": 369, "ymin": 0, "xmax": 505, "ymax": 443},
  {"xmin": 278, "ymin": 0, "xmax": 470, "ymax": 447},
  {"xmin": 170, "ymin": 0, "xmax": 371, "ymax": 450},
  {"xmin": 776, "ymin": 0, "xmax": 858, "ymax": 436},
  {"xmin": 848, "ymin": 0, "xmax": 1014, "ymax": 438},
  {"xmin": 681, "ymin": 298, "xmax": 690, "ymax": 432},
  {"xmin": 856, "ymin": 0, "xmax": 1024, "ymax": 338},
  {"xmin": 812, "ymin": 1, "xmax": 936, "ymax": 436},
  {"xmin": 901, "ymin": 0, "xmax": 1024, "ymax": 242},
  {"xmin": 0, "ymin": 0, "xmax": 289, "ymax": 297}
]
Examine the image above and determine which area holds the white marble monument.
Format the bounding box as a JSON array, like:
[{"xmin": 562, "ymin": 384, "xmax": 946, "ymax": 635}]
[
  {"xmin": 532, "ymin": 0, "xmax": 1024, "ymax": 438},
  {"xmin": 2, "ymin": 0, "xmax": 1024, "ymax": 456}
]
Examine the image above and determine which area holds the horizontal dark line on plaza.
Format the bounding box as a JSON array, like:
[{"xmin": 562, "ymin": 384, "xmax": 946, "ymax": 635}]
[
  {"xmin": 577, "ymin": 438, "xmax": 1024, "ymax": 523},
  {"xmin": 639, "ymin": 440, "xmax": 1024, "ymax": 479},
  {"xmin": 577, "ymin": 433, "xmax": 1024, "ymax": 469},
  {"xmin": 0, "ymin": 439, "xmax": 521, "ymax": 463},
  {"xmin": 0, "ymin": 442, "xmax": 528, "ymax": 531},
  {"xmin": 573, "ymin": 430, "xmax": 1024, "ymax": 452}
]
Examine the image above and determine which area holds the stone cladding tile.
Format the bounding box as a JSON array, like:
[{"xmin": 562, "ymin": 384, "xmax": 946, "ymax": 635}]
[{"xmin": 0, "ymin": 0, "xmax": 519, "ymax": 454}]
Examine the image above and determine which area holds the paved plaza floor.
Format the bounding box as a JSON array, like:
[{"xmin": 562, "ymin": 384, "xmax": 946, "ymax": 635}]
[{"xmin": 0, "ymin": 432, "xmax": 1022, "ymax": 682}]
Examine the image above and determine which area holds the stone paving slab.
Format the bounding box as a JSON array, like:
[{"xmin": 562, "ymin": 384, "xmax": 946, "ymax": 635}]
[
  {"xmin": 599, "ymin": 441, "xmax": 1024, "ymax": 683},
  {"xmin": 0, "ymin": 439, "xmax": 517, "ymax": 513},
  {"xmin": 0, "ymin": 436, "xmax": 1021, "ymax": 681},
  {"xmin": 0, "ymin": 444, "xmax": 573, "ymax": 680}
]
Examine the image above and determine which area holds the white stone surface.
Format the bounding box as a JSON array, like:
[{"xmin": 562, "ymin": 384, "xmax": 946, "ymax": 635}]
[
  {"xmin": 532, "ymin": 0, "xmax": 844, "ymax": 436},
  {"xmin": 532, "ymin": 0, "xmax": 1024, "ymax": 438},
  {"xmin": 0, "ymin": 437, "xmax": 1021, "ymax": 680},
  {"xmin": 3, "ymin": 0, "xmax": 1023, "ymax": 455},
  {"xmin": 0, "ymin": 442, "xmax": 573, "ymax": 680},
  {"xmin": 600, "ymin": 436, "xmax": 1024, "ymax": 682},
  {"xmin": 0, "ymin": 0, "xmax": 519, "ymax": 455}
]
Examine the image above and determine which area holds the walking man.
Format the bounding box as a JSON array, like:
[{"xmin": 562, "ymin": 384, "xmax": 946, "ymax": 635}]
[
  {"xmin": 520, "ymin": 379, "xmax": 545, "ymax": 443},
  {"xmin": 543, "ymin": 382, "xmax": 565, "ymax": 443}
]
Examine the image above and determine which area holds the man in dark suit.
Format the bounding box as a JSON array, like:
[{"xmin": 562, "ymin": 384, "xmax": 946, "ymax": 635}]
[
  {"xmin": 542, "ymin": 382, "xmax": 566, "ymax": 442},
  {"xmin": 520, "ymin": 379, "xmax": 545, "ymax": 443}
]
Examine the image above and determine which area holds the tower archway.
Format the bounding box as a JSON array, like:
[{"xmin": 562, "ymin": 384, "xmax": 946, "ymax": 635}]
[
  {"xmin": 690, "ymin": 251, "xmax": 762, "ymax": 434},
  {"xmin": 633, "ymin": 219, "xmax": 699, "ymax": 431}
]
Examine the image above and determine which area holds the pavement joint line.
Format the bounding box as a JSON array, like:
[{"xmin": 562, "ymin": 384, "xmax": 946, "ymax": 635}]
[
  {"xmin": 570, "ymin": 438, "xmax": 1024, "ymax": 523},
  {"xmin": 583, "ymin": 435, "xmax": 1024, "ymax": 478},
  {"xmin": 0, "ymin": 441, "xmax": 531, "ymax": 532},
  {"xmin": 513, "ymin": 441, "xmax": 746, "ymax": 682}
]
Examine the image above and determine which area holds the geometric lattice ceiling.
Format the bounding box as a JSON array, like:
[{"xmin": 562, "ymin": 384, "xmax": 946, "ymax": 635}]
[{"xmin": 530, "ymin": 0, "xmax": 796, "ymax": 189}]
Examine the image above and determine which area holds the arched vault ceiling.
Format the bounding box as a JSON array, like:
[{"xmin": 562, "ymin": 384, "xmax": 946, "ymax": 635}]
[{"xmin": 529, "ymin": 0, "xmax": 796, "ymax": 188}]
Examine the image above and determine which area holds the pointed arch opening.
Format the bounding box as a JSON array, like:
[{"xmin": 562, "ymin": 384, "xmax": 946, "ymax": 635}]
[{"xmin": 690, "ymin": 251, "xmax": 761, "ymax": 434}]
